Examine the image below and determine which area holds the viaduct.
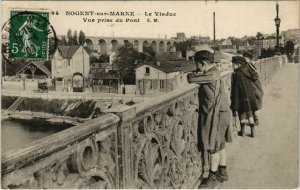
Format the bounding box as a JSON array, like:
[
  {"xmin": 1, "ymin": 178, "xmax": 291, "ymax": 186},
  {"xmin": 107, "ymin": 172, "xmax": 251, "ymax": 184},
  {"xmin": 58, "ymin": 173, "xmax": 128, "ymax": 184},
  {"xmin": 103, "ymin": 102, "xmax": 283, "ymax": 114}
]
[{"xmin": 84, "ymin": 36, "xmax": 183, "ymax": 53}]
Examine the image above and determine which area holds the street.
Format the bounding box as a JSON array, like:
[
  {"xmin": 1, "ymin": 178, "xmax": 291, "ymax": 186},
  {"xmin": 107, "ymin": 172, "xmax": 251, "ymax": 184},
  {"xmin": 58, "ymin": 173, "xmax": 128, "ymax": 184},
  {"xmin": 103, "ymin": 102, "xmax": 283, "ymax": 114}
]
[{"xmin": 219, "ymin": 63, "xmax": 299, "ymax": 188}]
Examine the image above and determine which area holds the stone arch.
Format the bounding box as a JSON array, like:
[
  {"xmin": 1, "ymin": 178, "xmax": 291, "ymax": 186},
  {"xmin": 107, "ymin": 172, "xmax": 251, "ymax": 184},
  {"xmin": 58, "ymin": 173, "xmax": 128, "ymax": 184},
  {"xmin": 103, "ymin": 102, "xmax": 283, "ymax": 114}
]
[
  {"xmin": 124, "ymin": 40, "xmax": 131, "ymax": 47},
  {"xmin": 151, "ymin": 41, "xmax": 158, "ymax": 52},
  {"xmin": 85, "ymin": 39, "xmax": 94, "ymax": 50},
  {"xmin": 98, "ymin": 39, "xmax": 107, "ymax": 54},
  {"xmin": 143, "ymin": 41, "xmax": 149, "ymax": 52},
  {"xmin": 159, "ymin": 41, "xmax": 164, "ymax": 52},
  {"xmin": 111, "ymin": 39, "xmax": 119, "ymax": 51},
  {"xmin": 133, "ymin": 40, "xmax": 140, "ymax": 51},
  {"xmin": 167, "ymin": 41, "xmax": 172, "ymax": 52}
]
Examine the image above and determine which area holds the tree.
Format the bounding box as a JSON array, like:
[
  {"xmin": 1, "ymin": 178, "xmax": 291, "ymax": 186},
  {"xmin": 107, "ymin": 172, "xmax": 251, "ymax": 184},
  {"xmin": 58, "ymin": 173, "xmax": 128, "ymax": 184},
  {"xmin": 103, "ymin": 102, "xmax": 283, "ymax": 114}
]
[
  {"xmin": 256, "ymin": 32, "xmax": 264, "ymax": 39},
  {"xmin": 99, "ymin": 54, "xmax": 109, "ymax": 63},
  {"xmin": 174, "ymin": 39, "xmax": 196, "ymax": 58},
  {"xmin": 67, "ymin": 29, "xmax": 73, "ymax": 45},
  {"xmin": 266, "ymin": 47, "xmax": 275, "ymax": 57},
  {"xmin": 73, "ymin": 30, "xmax": 79, "ymax": 45},
  {"xmin": 260, "ymin": 48, "xmax": 268, "ymax": 59},
  {"xmin": 114, "ymin": 44, "xmax": 153, "ymax": 84},
  {"xmin": 79, "ymin": 30, "xmax": 86, "ymax": 45},
  {"xmin": 143, "ymin": 46, "xmax": 156, "ymax": 57},
  {"xmin": 2, "ymin": 59, "xmax": 27, "ymax": 76},
  {"xmin": 247, "ymin": 37, "xmax": 256, "ymax": 46},
  {"xmin": 49, "ymin": 37, "xmax": 58, "ymax": 55},
  {"xmin": 60, "ymin": 35, "xmax": 67, "ymax": 46}
]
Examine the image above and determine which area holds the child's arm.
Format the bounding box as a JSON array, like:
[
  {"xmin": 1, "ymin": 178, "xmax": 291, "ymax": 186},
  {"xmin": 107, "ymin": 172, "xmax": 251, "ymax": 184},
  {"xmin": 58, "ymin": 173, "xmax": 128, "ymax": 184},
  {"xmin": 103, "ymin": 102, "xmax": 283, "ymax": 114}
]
[{"xmin": 187, "ymin": 71, "xmax": 218, "ymax": 84}]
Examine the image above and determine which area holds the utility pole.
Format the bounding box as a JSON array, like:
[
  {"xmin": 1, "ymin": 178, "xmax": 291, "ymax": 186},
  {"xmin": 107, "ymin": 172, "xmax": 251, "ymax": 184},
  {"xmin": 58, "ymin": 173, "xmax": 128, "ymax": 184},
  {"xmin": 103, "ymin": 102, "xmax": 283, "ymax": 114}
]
[
  {"xmin": 82, "ymin": 46, "xmax": 85, "ymax": 92},
  {"xmin": 213, "ymin": 12, "xmax": 216, "ymax": 53}
]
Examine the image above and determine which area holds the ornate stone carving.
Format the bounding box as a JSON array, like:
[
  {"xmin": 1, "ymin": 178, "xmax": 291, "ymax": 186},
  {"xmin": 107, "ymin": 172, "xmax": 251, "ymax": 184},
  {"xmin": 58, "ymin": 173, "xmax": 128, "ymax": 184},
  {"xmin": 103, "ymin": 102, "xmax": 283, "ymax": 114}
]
[
  {"xmin": 2, "ymin": 133, "xmax": 117, "ymax": 189},
  {"xmin": 132, "ymin": 93, "xmax": 202, "ymax": 188}
]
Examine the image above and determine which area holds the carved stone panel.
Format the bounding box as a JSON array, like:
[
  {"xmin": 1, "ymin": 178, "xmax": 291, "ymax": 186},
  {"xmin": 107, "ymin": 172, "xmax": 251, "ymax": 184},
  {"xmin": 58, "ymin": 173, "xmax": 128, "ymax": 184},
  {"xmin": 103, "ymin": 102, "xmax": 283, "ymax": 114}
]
[
  {"xmin": 2, "ymin": 132, "xmax": 118, "ymax": 189},
  {"xmin": 130, "ymin": 92, "xmax": 202, "ymax": 188}
]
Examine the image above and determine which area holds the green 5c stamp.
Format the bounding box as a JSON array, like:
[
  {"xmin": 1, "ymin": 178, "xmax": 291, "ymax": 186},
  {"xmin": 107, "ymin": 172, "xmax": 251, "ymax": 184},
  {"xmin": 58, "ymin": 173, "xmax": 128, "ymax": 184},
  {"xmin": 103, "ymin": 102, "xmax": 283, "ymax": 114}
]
[{"xmin": 8, "ymin": 11, "xmax": 49, "ymax": 60}]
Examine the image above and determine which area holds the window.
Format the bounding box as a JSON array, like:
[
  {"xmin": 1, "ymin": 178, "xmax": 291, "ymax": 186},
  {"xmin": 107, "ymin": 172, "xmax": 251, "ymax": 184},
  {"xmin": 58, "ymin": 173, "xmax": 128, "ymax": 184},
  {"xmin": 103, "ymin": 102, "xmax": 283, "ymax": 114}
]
[
  {"xmin": 160, "ymin": 80, "xmax": 164, "ymax": 89},
  {"xmin": 147, "ymin": 80, "xmax": 152, "ymax": 90},
  {"xmin": 145, "ymin": 67, "xmax": 150, "ymax": 76}
]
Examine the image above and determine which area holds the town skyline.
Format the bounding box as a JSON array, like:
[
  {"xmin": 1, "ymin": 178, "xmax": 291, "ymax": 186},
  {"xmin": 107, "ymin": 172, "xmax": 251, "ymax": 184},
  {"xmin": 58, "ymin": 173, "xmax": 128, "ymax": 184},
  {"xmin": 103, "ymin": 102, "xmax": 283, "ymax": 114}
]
[{"xmin": 2, "ymin": 1, "xmax": 299, "ymax": 40}]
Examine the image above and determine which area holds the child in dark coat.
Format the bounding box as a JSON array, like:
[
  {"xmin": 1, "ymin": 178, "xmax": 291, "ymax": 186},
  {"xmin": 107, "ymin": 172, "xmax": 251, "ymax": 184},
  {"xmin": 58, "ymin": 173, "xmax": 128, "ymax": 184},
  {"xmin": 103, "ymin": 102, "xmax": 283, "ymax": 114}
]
[{"xmin": 187, "ymin": 50, "xmax": 232, "ymax": 188}]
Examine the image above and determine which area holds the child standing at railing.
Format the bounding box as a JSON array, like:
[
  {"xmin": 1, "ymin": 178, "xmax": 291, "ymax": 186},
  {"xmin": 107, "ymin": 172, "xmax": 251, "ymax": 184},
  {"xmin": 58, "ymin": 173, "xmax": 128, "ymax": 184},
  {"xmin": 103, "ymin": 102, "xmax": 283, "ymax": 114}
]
[
  {"xmin": 187, "ymin": 50, "xmax": 232, "ymax": 188},
  {"xmin": 243, "ymin": 52, "xmax": 264, "ymax": 126},
  {"xmin": 231, "ymin": 56, "xmax": 260, "ymax": 137}
]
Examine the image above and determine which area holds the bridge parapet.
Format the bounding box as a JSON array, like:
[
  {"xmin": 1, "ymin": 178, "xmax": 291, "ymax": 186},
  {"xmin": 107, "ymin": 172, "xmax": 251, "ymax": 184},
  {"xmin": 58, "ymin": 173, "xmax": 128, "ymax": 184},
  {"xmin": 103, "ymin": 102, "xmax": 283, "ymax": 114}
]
[
  {"xmin": 1, "ymin": 56, "xmax": 286, "ymax": 189},
  {"xmin": 112, "ymin": 70, "xmax": 233, "ymax": 188},
  {"xmin": 1, "ymin": 114, "xmax": 121, "ymax": 189},
  {"xmin": 253, "ymin": 55, "xmax": 287, "ymax": 86}
]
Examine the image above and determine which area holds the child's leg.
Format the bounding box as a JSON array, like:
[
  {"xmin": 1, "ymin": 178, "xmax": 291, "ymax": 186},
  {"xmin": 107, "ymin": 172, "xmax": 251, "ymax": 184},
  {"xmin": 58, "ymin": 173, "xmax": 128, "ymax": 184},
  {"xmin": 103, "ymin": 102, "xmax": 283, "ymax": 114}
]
[
  {"xmin": 219, "ymin": 148, "xmax": 226, "ymax": 166},
  {"xmin": 210, "ymin": 152, "xmax": 220, "ymax": 172},
  {"xmin": 217, "ymin": 147, "xmax": 229, "ymax": 182}
]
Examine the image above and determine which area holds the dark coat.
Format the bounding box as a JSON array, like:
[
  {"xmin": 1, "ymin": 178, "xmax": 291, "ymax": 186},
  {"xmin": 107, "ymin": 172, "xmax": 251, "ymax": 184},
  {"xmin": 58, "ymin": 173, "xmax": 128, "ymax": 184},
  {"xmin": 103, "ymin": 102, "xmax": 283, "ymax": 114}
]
[
  {"xmin": 248, "ymin": 62, "xmax": 264, "ymax": 109},
  {"xmin": 187, "ymin": 66, "xmax": 231, "ymax": 150},
  {"xmin": 231, "ymin": 64, "xmax": 259, "ymax": 114}
]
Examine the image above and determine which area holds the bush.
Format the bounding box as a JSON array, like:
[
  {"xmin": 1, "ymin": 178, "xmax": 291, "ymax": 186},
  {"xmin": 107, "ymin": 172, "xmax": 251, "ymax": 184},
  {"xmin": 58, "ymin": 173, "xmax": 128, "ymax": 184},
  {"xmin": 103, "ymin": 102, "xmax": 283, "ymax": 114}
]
[
  {"xmin": 66, "ymin": 100, "xmax": 96, "ymax": 118},
  {"xmin": 1, "ymin": 96, "xmax": 18, "ymax": 109}
]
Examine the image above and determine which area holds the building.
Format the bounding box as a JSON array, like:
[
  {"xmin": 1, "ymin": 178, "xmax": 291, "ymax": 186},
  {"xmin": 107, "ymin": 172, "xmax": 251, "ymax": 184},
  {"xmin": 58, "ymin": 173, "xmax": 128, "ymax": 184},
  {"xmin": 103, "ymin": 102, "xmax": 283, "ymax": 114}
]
[
  {"xmin": 52, "ymin": 46, "xmax": 90, "ymax": 79},
  {"xmin": 221, "ymin": 39, "xmax": 233, "ymax": 46},
  {"xmin": 281, "ymin": 29, "xmax": 299, "ymax": 43},
  {"xmin": 51, "ymin": 45, "xmax": 90, "ymax": 91},
  {"xmin": 235, "ymin": 40, "xmax": 252, "ymax": 52},
  {"xmin": 16, "ymin": 61, "xmax": 51, "ymax": 78},
  {"xmin": 254, "ymin": 35, "xmax": 284, "ymax": 56},
  {"xmin": 90, "ymin": 66, "xmax": 120, "ymax": 93},
  {"xmin": 186, "ymin": 44, "xmax": 214, "ymax": 60},
  {"xmin": 176, "ymin": 33, "xmax": 186, "ymax": 41},
  {"xmin": 135, "ymin": 61, "xmax": 187, "ymax": 95},
  {"xmin": 198, "ymin": 36, "xmax": 210, "ymax": 44},
  {"xmin": 190, "ymin": 36, "xmax": 211, "ymax": 45}
]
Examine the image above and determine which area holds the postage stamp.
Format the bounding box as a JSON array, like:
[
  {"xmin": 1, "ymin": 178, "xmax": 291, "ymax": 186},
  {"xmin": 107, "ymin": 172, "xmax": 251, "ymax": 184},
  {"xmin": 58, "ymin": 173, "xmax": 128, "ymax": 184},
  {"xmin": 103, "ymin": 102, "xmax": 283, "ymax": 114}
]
[{"xmin": 8, "ymin": 11, "xmax": 50, "ymax": 60}]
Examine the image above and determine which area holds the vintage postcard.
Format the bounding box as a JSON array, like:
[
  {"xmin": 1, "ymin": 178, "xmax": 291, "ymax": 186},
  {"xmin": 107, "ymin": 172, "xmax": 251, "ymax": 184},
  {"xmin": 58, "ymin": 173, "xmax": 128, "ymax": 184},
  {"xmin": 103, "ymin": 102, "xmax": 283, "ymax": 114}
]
[{"xmin": 1, "ymin": 0, "xmax": 299, "ymax": 189}]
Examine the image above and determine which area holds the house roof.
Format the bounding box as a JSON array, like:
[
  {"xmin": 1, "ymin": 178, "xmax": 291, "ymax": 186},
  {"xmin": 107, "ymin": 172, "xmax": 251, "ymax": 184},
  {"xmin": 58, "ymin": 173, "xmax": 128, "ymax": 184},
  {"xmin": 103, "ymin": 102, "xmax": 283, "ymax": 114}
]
[
  {"xmin": 16, "ymin": 61, "xmax": 51, "ymax": 76},
  {"xmin": 135, "ymin": 60, "xmax": 197, "ymax": 73},
  {"xmin": 188, "ymin": 44, "xmax": 214, "ymax": 53},
  {"xmin": 57, "ymin": 46, "xmax": 91, "ymax": 59},
  {"xmin": 154, "ymin": 51, "xmax": 183, "ymax": 61}
]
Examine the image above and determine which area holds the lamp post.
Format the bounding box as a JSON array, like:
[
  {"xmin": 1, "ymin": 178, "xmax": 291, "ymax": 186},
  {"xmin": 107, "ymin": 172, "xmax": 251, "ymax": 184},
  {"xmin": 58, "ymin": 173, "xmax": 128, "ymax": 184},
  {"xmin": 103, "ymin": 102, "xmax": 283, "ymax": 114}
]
[{"xmin": 274, "ymin": 1, "xmax": 281, "ymax": 55}]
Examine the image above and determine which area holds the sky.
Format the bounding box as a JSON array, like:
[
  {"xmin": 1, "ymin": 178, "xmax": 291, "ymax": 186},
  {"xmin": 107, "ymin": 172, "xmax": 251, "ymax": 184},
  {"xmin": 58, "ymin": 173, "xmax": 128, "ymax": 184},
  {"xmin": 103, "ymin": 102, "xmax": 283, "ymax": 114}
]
[{"xmin": 1, "ymin": 1, "xmax": 299, "ymax": 39}]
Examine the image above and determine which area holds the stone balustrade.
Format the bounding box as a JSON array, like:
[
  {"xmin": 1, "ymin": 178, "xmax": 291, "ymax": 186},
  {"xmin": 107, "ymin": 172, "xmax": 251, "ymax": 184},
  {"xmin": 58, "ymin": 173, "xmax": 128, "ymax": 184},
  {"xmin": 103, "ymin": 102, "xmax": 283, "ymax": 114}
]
[
  {"xmin": 1, "ymin": 55, "xmax": 286, "ymax": 189},
  {"xmin": 1, "ymin": 114, "xmax": 120, "ymax": 189}
]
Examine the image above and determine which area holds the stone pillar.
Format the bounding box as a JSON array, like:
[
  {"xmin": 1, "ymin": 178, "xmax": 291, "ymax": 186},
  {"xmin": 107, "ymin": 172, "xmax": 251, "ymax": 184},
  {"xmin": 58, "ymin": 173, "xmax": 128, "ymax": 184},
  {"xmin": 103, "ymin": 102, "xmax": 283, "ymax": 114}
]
[
  {"xmin": 163, "ymin": 42, "xmax": 167, "ymax": 52},
  {"xmin": 137, "ymin": 41, "xmax": 143, "ymax": 52}
]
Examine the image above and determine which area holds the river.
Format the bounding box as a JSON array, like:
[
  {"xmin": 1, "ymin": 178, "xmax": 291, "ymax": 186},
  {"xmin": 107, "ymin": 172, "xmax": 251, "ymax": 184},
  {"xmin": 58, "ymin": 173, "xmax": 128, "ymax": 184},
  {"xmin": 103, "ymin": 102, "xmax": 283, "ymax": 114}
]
[{"xmin": 1, "ymin": 119, "xmax": 73, "ymax": 154}]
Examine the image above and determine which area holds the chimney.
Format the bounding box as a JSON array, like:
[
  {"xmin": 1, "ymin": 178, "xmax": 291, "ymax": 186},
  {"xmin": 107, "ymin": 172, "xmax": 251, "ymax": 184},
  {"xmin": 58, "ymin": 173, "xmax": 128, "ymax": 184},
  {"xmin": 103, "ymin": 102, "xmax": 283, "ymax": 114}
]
[{"xmin": 157, "ymin": 61, "xmax": 161, "ymax": 66}]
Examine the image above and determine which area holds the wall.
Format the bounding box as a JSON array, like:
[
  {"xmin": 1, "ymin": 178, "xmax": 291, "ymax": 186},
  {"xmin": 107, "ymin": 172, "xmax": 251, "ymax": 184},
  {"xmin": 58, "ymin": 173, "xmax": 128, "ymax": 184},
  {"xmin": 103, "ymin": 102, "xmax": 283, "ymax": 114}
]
[
  {"xmin": 2, "ymin": 79, "xmax": 41, "ymax": 91},
  {"xmin": 71, "ymin": 46, "xmax": 90, "ymax": 77},
  {"xmin": 1, "ymin": 56, "xmax": 286, "ymax": 189},
  {"xmin": 52, "ymin": 51, "xmax": 71, "ymax": 78}
]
